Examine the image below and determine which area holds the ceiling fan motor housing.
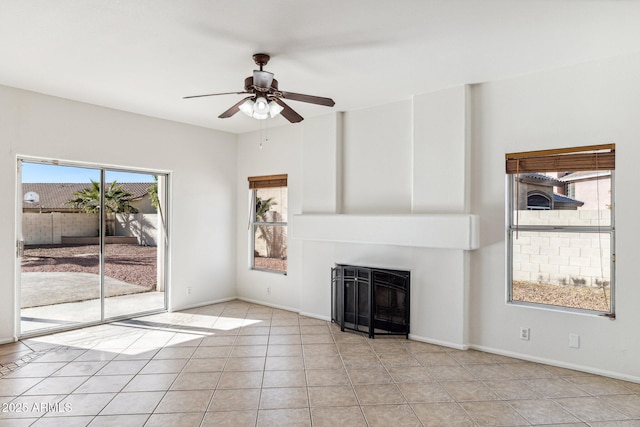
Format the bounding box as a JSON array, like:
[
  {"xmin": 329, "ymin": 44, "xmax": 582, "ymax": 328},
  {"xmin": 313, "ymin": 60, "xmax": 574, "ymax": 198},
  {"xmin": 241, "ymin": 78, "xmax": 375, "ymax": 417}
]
[{"xmin": 244, "ymin": 76, "xmax": 278, "ymax": 93}]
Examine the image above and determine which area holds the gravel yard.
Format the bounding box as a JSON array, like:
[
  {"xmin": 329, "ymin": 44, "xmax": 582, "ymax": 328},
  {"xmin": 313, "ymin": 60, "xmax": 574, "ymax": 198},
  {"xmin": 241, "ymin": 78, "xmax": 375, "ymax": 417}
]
[
  {"xmin": 22, "ymin": 244, "xmax": 157, "ymax": 288},
  {"xmin": 513, "ymin": 280, "xmax": 611, "ymax": 312},
  {"xmin": 254, "ymin": 256, "xmax": 287, "ymax": 272}
]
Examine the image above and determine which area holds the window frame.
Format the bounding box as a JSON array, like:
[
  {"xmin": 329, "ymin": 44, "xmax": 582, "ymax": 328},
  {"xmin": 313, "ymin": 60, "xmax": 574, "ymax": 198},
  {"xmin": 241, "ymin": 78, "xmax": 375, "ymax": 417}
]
[
  {"xmin": 248, "ymin": 174, "xmax": 288, "ymax": 275},
  {"xmin": 506, "ymin": 146, "xmax": 616, "ymax": 317}
]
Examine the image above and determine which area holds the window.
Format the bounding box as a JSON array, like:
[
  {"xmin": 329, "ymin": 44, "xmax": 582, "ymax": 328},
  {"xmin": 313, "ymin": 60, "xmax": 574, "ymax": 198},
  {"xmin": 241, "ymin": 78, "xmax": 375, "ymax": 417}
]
[
  {"xmin": 527, "ymin": 192, "xmax": 551, "ymax": 210},
  {"xmin": 567, "ymin": 182, "xmax": 576, "ymax": 199},
  {"xmin": 248, "ymin": 174, "xmax": 288, "ymax": 273},
  {"xmin": 506, "ymin": 145, "xmax": 615, "ymax": 315}
]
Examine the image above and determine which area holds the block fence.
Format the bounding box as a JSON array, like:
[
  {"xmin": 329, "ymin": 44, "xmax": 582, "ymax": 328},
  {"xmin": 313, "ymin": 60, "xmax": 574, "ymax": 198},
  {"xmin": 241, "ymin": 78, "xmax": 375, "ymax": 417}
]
[
  {"xmin": 512, "ymin": 210, "xmax": 611, "ymax": 287},
  {"xmin": 22, "ymin": 212, "xmax": 158, "ymax": 246}
]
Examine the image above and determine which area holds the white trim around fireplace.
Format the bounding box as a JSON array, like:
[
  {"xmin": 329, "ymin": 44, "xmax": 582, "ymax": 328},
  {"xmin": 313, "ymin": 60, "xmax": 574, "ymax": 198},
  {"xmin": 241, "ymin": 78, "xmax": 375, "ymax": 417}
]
[{"xmin": 291, "ymin": 214, "xmax": 479, "ymax": 250}]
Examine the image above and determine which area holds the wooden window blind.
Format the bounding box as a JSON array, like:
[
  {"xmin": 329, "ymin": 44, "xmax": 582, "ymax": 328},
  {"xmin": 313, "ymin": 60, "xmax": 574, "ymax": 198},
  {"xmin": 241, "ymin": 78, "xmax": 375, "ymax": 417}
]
[
  {"xmin": 505, "ymin": 144, "xmax": 615, "ymax": 174},
  {"xmin": 248, "ymin": 174, "xmax": 288, "ymax": 189}
]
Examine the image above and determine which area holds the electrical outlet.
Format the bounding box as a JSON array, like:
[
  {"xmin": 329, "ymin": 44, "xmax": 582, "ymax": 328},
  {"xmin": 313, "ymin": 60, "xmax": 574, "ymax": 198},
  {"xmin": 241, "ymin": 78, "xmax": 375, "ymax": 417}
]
[
  {"xmin": 266, "ymin": 287, "xmax": 271, "ymax": 295},
  {"xmin": 520, "ymin": 327, "xmax": 530, "ymax": 341},
  {"xmin": 187, "ymin": 287, "xmax": 192, "ymax": 295},
  {"xmin": 569, "ymin": 334, "xmax": 580, "ymax": 348}
]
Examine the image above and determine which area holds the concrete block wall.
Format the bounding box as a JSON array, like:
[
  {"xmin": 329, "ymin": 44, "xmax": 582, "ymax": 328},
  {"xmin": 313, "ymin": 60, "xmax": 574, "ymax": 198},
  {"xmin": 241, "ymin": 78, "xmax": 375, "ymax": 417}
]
[
  {"xmin": 59, "ymin": 213, "xmax": 99, "ymax": 239},
  {"xmin": 512, "ymin": 211, "xmax": 611, "ymax": 287},
  {"xmin": 514, "ymin": 209, "xmax": 611, "ymax": 227},
  {"xmin": 22, "ymin": 213, "xmax": 55, "ymax": 245},
  {"xmin": 115, "ymin": 213, "xmax": 158, "ymax": 246},
  {"xmin": 22, "ymin": 213, "xmax": 98, "ymax": 245},
  {"xmin": 23, "ymin": 212, "xmax": 158, "ymax": 246}
]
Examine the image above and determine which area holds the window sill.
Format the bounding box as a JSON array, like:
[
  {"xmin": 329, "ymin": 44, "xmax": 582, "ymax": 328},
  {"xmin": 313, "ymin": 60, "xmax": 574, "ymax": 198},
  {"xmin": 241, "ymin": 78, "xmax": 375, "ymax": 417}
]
[
  {"xmin": 508, "ymin": 300, "xmax": 614, "ymax": 319},
  {"xmin": 250, "ymin": 267, "xmax": 287, "ymax": 276}
]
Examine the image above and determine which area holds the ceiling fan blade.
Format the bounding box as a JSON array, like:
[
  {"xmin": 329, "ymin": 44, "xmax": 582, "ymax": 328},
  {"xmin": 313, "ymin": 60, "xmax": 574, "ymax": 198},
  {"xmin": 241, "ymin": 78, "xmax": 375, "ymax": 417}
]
[
  {"xmin": 183, "ymin": 91, "xmax": 250, "ymax": 99},
  {"xmin": 273, "ymin": 98, "xmax": 303, "ymax": 123},
  {"xmin": 218, "ymin": 96, "xmax": 253, "ymax": 119},
  {"xmin": 253, "ymin": 70, "xmax": 274, "ymax": 90},
  {"xmin": 280, "ymin": 91, "xmax": 335, "ymax": 107}
]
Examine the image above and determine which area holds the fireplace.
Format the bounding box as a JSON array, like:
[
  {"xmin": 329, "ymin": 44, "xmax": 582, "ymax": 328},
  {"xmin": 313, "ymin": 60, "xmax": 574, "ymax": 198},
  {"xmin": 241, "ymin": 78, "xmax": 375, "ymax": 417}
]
[{"xmin": 331, "ymin": 264, "xmax": 410, "ymax": 339}]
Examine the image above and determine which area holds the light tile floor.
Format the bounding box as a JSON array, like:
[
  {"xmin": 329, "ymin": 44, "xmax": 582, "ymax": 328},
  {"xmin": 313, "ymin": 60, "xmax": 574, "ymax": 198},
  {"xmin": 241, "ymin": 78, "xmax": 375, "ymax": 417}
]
[{"xmin": 1, "ymin": 300, "xmax": 639, "ymax": 426}]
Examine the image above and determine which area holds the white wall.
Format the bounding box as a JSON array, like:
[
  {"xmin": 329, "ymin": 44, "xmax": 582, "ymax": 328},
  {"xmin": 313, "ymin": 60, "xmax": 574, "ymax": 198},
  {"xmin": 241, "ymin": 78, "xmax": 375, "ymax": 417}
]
[
  {"xmin": 469, "ymin": 52, "xmax": 640, "ymax": 381},
  {"xmin": 301, "ymin": 114, "xmax": 343, "ymax": 214},
  {"xmin": 237, "ymin": 88, "xmax": 471, "ymax": 349},
  {"xmin": 236, "ymin": 55, "xmax": 640, "ymax": 381},
  {"xmin": 342, "ymin": 101, "xmax": 413, "ymax": 214},
  {"xmin": 1, "ymin": 85, "xmax": 237, "ymax": 341},
  {"xmin": 235, "ymin": 123, "xmax": 303, "ymax": 312},
  {"xmin": 299, "ymin": 241, "xmax": 467, "ymax": 346},
  {"xmin": 413, "ymin": 86, "xmax": 468, "ymax": 213}
]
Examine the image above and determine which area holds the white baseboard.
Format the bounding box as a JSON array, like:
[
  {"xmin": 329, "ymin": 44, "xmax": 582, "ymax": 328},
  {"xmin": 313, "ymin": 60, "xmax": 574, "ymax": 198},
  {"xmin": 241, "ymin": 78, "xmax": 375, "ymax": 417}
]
[
  {"xmin": 299, "ymin": 312, "xmax": 331, "ymax": 322},
  {"xmin": 236, "ymin": 297, "xmax": 301, "ymax": 314},
  {"xmin": 169, "ymin": 297, "xmax": 237, "ymax": 312},
  {"xmin": 408, "ymin": 334, "xmax": 469, "ymax": 351},
  {"xmin": 470, "ymin": 343, "xmax": 640, "ymax": 385},
  {"xmin": 0, "ymin": 337, "xmax": 17, "ymax": 345}
]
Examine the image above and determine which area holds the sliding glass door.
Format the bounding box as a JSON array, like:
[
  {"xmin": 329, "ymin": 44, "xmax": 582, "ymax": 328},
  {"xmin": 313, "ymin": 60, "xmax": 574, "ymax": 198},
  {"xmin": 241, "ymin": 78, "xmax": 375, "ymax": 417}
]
[
  {"xmin": 18, "ymin": 159, "xmax": 168, "ymax": 336},
  {"xmin": 19, "ymin": 162, "xmax": 102, "ymax": 333},
  {"xmin": 103, "ymin": 170, "xmax": 166, "ymax": 319}
]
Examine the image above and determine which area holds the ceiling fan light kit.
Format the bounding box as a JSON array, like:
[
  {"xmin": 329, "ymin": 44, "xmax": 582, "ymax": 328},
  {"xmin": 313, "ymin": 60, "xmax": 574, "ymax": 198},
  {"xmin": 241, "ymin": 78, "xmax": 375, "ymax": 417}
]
[
  {"xmin": 253, "ymin": 96, "xmax": 269, "ymax": 114},
  {"xmin": 239, "ymin": 99, "xmax": 255, "ymax": 116},
  {"xmin": 268, "ymin": 100, "xmax": 284, "ymax": 118},
  {"xmin": 184, "ymin": 53, "xmax": 335, "ymax": 123},
  {"xmin": 237, "ymin": 97, "xmax": 277, "ymax": 120}
]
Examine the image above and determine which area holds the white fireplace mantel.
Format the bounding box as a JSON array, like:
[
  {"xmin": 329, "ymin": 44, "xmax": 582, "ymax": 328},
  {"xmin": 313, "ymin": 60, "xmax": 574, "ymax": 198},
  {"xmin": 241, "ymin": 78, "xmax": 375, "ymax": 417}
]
[{"xmin": 291, "ymin": 214, "xmax": 479, "ymax": 250}]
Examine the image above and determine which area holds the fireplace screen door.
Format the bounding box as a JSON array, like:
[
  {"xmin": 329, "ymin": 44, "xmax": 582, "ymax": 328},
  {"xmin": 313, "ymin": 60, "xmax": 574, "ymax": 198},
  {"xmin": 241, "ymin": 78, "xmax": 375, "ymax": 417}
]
[{"xmin": 332, "ymin": 264, "xmax": 410, "ymax": 339}]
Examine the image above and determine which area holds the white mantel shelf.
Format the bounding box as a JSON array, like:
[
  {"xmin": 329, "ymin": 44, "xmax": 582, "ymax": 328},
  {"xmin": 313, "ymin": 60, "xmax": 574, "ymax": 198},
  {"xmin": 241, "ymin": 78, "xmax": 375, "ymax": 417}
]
[{"xmin": 291, "ymin": 214, "xmax": 479, "ymax": 250}]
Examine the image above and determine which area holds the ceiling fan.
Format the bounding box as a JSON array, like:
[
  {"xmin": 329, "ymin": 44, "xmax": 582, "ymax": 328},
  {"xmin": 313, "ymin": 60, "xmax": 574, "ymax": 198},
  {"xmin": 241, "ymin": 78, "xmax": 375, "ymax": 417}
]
[{"xmin": 184, "ymin": 53, "xmax": 335, "ymax": 123}]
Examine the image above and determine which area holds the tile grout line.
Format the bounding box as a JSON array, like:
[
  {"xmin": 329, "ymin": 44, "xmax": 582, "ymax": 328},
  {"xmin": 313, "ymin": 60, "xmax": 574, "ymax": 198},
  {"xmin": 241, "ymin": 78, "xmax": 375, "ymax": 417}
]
[
  {"xmin": 0, "ymin": 345, "xmax": 67, "ymax": 378},
  {"xmin": 3, "ymin": 301, "xmax": 640, "ymax": 426},
  {"xmin": 331, "ymin": 326, "xmax": 373, "ymax": 427}
]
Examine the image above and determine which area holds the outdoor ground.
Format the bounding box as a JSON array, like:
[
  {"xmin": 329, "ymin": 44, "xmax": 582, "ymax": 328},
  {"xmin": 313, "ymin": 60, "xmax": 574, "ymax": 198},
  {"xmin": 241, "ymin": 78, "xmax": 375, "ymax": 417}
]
[
  {"xmin": 22, "ymin": 244, "xmax": 157, "ymax": 288},
  {"xmin": 513, "ymin": 280, "xmax": 611, "ymax": 312},
  {"xmin": 254, "ymin": 256, "xmax": 287, "ymax": 272}
]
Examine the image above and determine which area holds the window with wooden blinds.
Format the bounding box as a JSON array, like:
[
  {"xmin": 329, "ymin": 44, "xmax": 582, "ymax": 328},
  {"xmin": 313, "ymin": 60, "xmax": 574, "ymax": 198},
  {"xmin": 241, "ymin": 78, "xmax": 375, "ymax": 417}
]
[
  {"xmin": 248, "ymin": 174, "xmax": 288, "ymax": 274},
  {"xmin": 505, "ymin": 144, "xmax": 615, "ymax": 174},
  {"xmin": 248, "ymin": 174, "xmax": 287, "ymax": 189},
  {"xmin": 505, "ymin": 143, "xmax": 615, "ymax": 316}
]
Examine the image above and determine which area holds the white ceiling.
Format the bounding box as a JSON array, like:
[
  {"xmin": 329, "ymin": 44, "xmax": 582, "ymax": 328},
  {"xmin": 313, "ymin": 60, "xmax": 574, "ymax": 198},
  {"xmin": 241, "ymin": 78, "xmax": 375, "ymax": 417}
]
[{"xmin": 2, "ymin": 0, "xmax": 640, "ymax": 134}]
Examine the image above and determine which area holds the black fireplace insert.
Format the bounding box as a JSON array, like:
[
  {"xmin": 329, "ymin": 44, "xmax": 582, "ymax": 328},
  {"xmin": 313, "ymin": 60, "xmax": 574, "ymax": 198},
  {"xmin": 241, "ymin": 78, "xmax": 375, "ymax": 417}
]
[{"xmin": 331, "ymin": 264, "xmax": 410, "ymax": 339}]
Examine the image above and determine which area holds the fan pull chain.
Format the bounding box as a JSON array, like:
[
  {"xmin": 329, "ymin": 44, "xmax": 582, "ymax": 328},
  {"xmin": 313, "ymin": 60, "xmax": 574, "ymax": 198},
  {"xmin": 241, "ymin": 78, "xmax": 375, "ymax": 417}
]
[{"xmin": 258, "ymin": 118, "xmax": 270, "ymax": 149}]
